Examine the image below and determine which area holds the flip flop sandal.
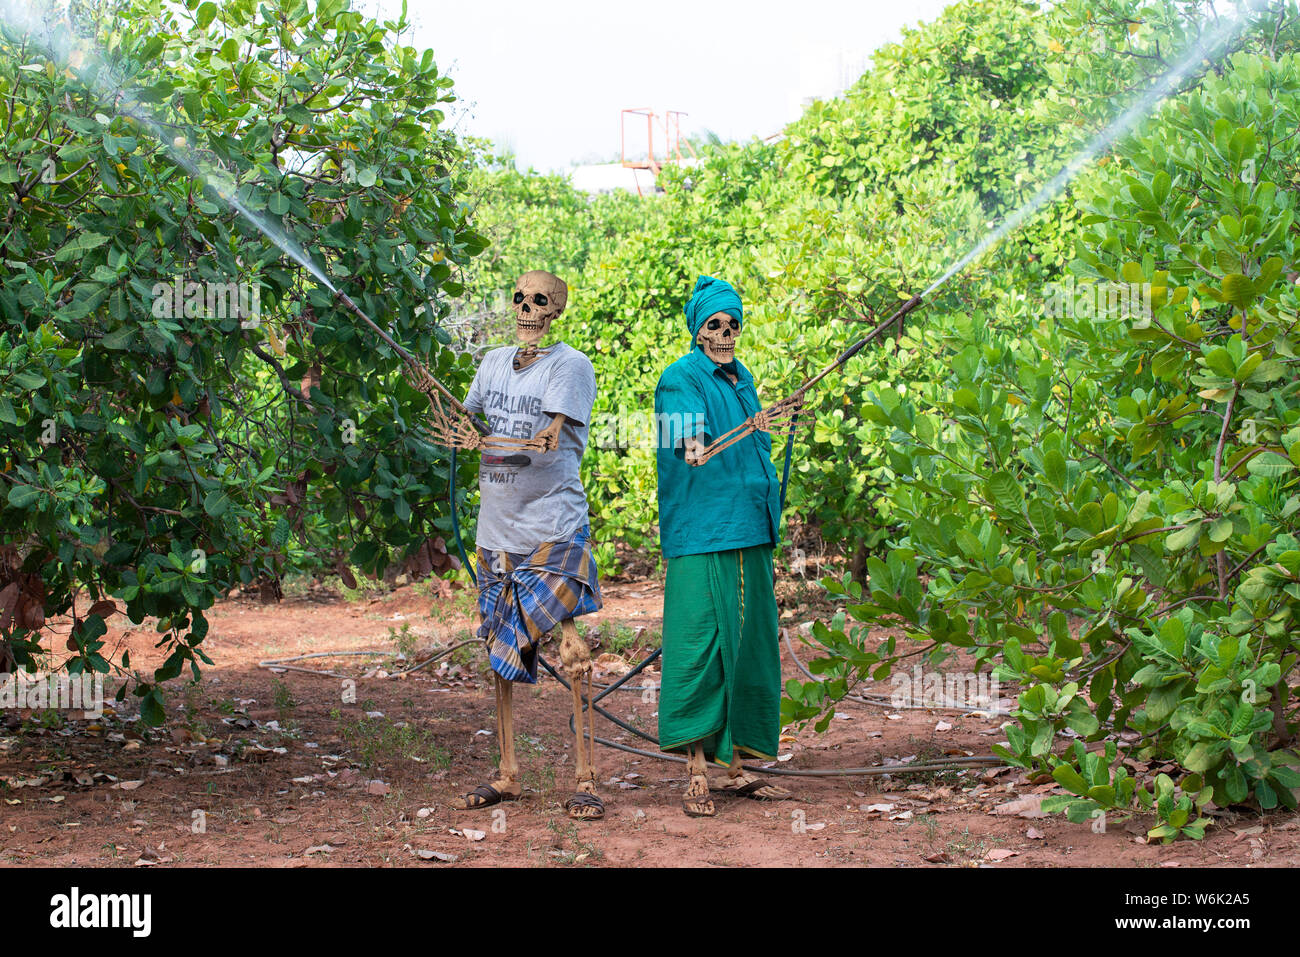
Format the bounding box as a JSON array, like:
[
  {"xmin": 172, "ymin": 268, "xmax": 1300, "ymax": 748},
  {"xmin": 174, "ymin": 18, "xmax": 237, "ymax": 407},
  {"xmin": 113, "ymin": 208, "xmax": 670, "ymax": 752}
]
[
  {"xmin": 459, "ymin": 783, "xmax": 517, "ymax": 809},
  {"xmin": 564, "ymin": 791, "xmax": 605, "ymax": 820},
  {"xmin": 730, "ymin": 779, "xmax": 788, "ymax": 801}
]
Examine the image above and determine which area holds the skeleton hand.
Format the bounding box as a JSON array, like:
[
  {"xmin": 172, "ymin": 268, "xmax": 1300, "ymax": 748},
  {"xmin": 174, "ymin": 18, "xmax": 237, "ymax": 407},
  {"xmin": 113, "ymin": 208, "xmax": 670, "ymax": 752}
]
[
  {"xmin": 753, "ymin": 392, "xmax": 806, "ymax": 433},
  {"xmin": 423, "ymin": 421, "xmax": 482, "ymax": 452},
  {"xmin": 450, "ymin": 421, "xmax": 484, "ymax": 451},
  {"xmin": 683, "ymin": 435, "xmax": 708, "ymax": 466},
  {"xmin": 526, "ymin": 413, "xmax": 567, "ymax": 453}
]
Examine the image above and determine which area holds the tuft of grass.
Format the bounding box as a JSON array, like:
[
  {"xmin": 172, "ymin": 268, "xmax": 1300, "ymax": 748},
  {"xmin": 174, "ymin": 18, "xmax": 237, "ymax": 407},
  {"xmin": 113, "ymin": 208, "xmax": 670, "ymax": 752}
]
[
  {"xmin": 543, "ymin": 818, "xmax": 605, "ymax": 866},
  {"xmin": 942, "ymin": 825, "xmax": 1002, "ymax": 864},
  {"xmin": 388, "ymin": 622, "xmax": 420, "ymax": 660},
  {"xmin": 181, "ymin": 681, "xmax": 213, "ymax": 739},
  {"xmin": 905, "ymin": 736, "xmax": 968, "ymax": 786},
  {"xmin": 270, "ymin": 678, "xmax": 296, "ymax": 723},
  {"xmin": 449, "ymin": 629, "xmax": 484, "ymax": 670},
  {"xmin": 581, "ymin": 621, "xmax": 662, "ymax": 657},
  {"xmin": 428, "ymin": 586, "xmax": 478, "ymax": 626},
  {"xmin": 337, "ymin": 714, "xmax": 451, "ymax": 771}
]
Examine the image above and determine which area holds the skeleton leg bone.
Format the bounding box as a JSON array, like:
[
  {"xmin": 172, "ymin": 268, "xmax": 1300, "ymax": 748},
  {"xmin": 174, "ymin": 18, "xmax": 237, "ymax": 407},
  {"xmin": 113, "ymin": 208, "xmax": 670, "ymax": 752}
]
[
  {"xmin": 452, "ymin": 672, "xmax": 522, "ymax": 809},
  {"xmin": 559, "ymin": 619, "xmax": 604, "ymax": 820}
]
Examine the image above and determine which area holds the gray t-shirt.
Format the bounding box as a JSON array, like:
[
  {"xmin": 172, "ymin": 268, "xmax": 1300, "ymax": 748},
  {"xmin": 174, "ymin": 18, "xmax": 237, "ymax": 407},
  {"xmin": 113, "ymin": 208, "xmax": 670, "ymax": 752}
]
[{"xmin": 464, "ymin": 342, "xmax": 596, "ymax": 554}]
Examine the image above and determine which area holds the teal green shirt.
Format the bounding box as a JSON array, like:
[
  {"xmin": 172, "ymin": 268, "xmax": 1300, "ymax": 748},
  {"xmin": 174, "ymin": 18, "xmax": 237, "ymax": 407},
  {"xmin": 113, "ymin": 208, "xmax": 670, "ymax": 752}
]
[{"xmin": 655, "ymin": 347, "xmax": 782, "ymax": 559}]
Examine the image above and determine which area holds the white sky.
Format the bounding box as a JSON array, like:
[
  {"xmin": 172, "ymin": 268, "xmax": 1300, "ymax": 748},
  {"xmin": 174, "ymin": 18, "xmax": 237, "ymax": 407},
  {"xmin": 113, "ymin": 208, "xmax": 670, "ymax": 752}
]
[{"xmin": 361, "ymin": 0, "xmax": 957, "ymax": 171}]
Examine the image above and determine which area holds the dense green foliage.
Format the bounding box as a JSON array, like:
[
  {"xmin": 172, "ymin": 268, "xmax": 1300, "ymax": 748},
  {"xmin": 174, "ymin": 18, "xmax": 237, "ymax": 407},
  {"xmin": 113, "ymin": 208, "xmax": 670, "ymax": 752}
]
[
  {"xmin": 460, "ymin": 0, "xmax": 1300, "ymax": 834},
  {"xmin": 0, "ymin": 0, "xmax": 480, "ymax": 720},
  {"xmin": 5, "ymin": 0, "xmax": 1299, "ymax": 837}
]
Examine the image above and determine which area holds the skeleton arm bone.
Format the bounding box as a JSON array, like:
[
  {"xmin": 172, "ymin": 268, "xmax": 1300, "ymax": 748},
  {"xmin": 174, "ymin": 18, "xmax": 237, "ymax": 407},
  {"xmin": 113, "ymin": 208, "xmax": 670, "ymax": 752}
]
[
  {"xmin": 687, "ymin": 390, "xmax": 808, "ymax": 466},
  {"xmin": 423, "ymin": 420, "xmax": 551, "ymax": 454},
  {"xmin": 522, "ymin": 412, "xmax": 568, "ymax": 453}
]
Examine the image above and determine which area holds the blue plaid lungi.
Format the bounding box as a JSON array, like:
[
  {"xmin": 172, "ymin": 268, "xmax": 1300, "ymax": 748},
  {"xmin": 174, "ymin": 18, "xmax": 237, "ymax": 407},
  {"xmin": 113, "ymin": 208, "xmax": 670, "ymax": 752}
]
[{"xmin": 475, "ymin": 525, "xmax": 602, "ymax": 683}]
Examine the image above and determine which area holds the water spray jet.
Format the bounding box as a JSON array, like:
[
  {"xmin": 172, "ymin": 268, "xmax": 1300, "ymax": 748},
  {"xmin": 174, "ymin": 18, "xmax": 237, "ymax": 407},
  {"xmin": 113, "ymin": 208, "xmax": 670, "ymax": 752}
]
[
  {"xmin": 0, "ymin": 0, "xmax": 483, "ymax": 434},
  {"xmin": 331, "ymin": 288, "xmax": 490, "ymax": 435},
  {"xmin": 794, "ymin": 9, "xmax": 1249, "ymax": 397}
]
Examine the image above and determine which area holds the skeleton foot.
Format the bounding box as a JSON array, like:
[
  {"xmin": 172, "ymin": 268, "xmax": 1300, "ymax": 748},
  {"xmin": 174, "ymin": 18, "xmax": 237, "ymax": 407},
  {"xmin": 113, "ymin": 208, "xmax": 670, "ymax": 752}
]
[
  {"xmin": 452, "ymin": 776, "xmax": 522, "ymax": 810},
  {"xmin": 683, "ymin": 773, "xmax": 715, "ymax": 817},
  {"xmin": 565, "ymin": 778, "xmax": 604, "ymax": 820},
  {"xmin": 683, "ymin": 742, "xmax": 716, "ymax": 817}
]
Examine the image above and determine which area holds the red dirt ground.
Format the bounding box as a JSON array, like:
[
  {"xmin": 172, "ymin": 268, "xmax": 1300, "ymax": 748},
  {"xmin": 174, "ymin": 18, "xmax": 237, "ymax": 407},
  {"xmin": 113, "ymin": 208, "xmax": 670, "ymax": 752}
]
[{"xmin": 2, "ymin": 578, "xmax": 1298, "ymax": 867}]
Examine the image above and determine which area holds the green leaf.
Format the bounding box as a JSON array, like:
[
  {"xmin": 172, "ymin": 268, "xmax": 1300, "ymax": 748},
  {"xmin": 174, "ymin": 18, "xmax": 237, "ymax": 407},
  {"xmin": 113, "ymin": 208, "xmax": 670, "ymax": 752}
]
[
  {"xmin": 1165, "ymin": 523, "xmax": 1201, "ymax": 552},
  {"xmin": 195, "ymin": 1, "xmax": 218, "ymax": 28},
  {"xmin": 7, "ymin": 484, "xmax": 41, "ymax": 509},
  {"xmin": 1052, "ymin": 764, "xmax": 1090, "ymax": 797},
  {"xmin": 1246, "ymin": 452, "xmax": 1292, "ymax": 478},
  {"xmin": 1044, "ymin": 449, "xmax": 1067, "ymax": 489},
  {"xmin": 1183, "ymin": 741, "xmax": 1226, "ymax": 773},
  {"xmin": 986, "ymin": 471, "xmax": 1024, "ymax": 516},
  {"xmin": 54, "ymin": 231, "xmax": 110, "ymax": 262}
]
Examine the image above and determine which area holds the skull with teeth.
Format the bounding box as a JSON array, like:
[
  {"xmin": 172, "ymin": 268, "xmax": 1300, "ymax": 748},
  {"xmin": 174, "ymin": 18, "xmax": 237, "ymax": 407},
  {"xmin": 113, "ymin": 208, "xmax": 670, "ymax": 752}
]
[
  {"xmin": 696, "ymin": 311, "xmax": 740, "ymax": 364},
  {"xmin": 512, "ymin": 270, "xmax": 568, "ymax": 347}
]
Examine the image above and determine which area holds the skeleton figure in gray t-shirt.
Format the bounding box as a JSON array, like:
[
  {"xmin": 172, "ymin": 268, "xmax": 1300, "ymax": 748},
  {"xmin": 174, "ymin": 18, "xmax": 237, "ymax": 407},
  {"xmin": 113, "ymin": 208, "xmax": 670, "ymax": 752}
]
[{"xmin": 443, "ymin": 270, "xmax": 606, "ymax": 822}]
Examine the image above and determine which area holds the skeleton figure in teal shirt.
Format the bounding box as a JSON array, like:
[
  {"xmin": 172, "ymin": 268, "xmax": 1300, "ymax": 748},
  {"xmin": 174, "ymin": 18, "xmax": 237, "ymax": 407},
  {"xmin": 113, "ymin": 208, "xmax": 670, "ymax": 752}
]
[{"xmin": 654, "ymin": 275, "xmax": 792, "ymax": 818}]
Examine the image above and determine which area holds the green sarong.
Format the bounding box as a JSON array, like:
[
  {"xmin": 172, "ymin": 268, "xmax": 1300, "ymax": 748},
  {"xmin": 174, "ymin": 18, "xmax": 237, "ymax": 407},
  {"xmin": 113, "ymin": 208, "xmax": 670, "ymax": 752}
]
[{"xmin": 658, "ymin": 544, "xmax": 780, "ymax": 765}]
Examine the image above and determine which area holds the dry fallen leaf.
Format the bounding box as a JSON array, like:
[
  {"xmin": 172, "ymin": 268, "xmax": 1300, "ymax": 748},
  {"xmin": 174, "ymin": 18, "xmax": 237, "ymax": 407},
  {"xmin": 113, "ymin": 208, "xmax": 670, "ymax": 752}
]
[
  {"xmin": 413, "ymin": 848, "xmax": 457, "ymax": 863},
  {"xmin": 986, "ymin": 849, "xmax": 1019, "ymax": 862},
  {"xmin": 1026, "ymin": 827, "xmax": 1045, "ymax": 840},
  {"xmin": 993, "ymin": 793, "xmax": 1047, "ymax": 819}
]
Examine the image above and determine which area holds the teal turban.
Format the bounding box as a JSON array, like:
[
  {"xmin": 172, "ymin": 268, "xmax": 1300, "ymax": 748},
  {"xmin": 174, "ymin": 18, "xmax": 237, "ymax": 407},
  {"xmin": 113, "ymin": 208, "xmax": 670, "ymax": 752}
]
[{"xmin": 683, "ymin": 275, "xmax": 743, "ymax": 339}]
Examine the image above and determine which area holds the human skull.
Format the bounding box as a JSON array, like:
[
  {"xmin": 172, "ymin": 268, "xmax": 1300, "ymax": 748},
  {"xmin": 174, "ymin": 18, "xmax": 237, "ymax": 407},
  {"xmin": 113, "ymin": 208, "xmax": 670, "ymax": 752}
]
[
  {"xmin": 696, "ymin": 311, "xmax": 740, "ymax": 364},
  {"xmin": 512, "ymin": 270, "xmax": 568, "ymax": 346}
]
